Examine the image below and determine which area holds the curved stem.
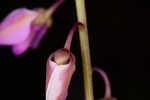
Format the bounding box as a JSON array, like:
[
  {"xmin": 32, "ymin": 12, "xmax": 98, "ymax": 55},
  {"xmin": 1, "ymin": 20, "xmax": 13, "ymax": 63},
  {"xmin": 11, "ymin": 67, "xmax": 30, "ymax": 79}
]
[
  {"xmin": 93, "ymin": 67, "xmax": 111, "ymax": 98},
  {"xmin": 64, "ymin": 22, "xmax": 83, "ymax": 50},
  {"xmin": 75, "ymin": 1, "xmax": 94, "ymax": 100},
  {"xmin": 45, "ymin": 0, "xmax": 64, "ymax": 18}
]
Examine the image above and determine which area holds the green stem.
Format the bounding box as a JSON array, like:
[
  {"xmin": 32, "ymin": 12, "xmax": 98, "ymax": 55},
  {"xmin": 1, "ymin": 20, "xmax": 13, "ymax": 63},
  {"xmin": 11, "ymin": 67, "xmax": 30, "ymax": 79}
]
[{"xmin": 75, "ymin": 1, "xmax": 94, "ymax": 100}]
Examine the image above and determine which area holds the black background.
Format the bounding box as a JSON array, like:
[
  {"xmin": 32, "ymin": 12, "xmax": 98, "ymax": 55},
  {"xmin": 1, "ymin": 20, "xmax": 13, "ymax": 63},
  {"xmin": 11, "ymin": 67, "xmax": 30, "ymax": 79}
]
[{"xmin": 0, "ymin": 0, "xmax": 150, "ymax": 100}]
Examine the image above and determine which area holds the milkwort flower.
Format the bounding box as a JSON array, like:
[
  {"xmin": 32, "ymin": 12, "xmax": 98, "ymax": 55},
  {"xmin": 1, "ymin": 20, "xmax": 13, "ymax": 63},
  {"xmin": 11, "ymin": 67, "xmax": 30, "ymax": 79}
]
[
  {"xmin": 0, "ymin": 0, "xmax": 64, "ymax": 56},
  {"xmin": 93, "ymin": 67, "xmax": 117, "ymax": 100},
  {"xmin": 46, "ymin": 23, "xmax": 83, "ymax": 100}
]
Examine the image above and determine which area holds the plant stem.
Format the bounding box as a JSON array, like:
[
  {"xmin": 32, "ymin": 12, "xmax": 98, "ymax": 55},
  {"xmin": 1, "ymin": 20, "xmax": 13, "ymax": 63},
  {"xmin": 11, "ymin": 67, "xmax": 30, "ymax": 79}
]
[{"xmin": 75, "ymin": 1, "xmax": 94, "ymax": 100}]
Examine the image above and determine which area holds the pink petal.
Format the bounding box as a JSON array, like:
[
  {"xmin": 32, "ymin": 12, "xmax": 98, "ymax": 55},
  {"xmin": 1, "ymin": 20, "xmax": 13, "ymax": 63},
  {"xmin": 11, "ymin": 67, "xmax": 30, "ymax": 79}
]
[
  {"xmin": 12, "ymin": 23, "xmax": 48, "ymax": 56},
  {"xmin": 12, "ymin": 38, "xmax": 30, "ymax": 56},
  {"xmin": 46, "ymin": 48, "xmax": 75, "ymax": 100},
  {"xmin": 0, "ymin": 8, "xmax": 38, "ymax": 45},
  {"xmin": 30, "ymin": 23, "xmax": 48, "ymax": 49}
]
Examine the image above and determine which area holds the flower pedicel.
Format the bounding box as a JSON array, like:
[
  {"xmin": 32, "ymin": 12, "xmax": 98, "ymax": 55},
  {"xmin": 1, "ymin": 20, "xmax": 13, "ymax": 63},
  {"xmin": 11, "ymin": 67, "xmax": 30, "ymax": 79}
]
[{"xmin": 93, "ymin": 67, "xmax": 117, "ymax": 100}]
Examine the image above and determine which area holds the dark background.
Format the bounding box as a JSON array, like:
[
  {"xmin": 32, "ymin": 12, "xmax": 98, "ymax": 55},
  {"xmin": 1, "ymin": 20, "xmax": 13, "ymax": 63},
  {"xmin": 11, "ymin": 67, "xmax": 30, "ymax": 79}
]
[{"xmin": 0, "ymin": 0, "xmax": 150, "ymax": 100}]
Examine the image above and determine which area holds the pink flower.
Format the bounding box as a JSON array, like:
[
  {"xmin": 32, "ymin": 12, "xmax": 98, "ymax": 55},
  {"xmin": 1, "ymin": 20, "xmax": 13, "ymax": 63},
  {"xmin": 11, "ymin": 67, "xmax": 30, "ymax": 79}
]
[
  {"xmin": 46, "ymin": 48, "xmax": 75, "ymax": 100},
  {"xmin": 93, "ymin": 67, "xmax": 117, "ymax": 100},
  {"xmin": 46, "ymin": 23, "xmax": 83, "ymax": 100},
  {"xmin": 0, "ymin": 0, "xmax": 64, "ymax": 56}
]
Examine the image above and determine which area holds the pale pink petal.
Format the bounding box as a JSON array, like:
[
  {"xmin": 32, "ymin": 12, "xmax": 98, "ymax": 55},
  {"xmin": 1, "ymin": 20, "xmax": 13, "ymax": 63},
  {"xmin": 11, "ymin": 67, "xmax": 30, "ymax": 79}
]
[
  {"xmin": 0, "ymin": 8, "xmax": 38, "ymax": 45},
  {"xmin": 12, "ymin": 38, "xmax": 30, "ymax": 56},
  {"xmin": 46, "ymin": 48, "xmax": 75, "ymax": 100}
]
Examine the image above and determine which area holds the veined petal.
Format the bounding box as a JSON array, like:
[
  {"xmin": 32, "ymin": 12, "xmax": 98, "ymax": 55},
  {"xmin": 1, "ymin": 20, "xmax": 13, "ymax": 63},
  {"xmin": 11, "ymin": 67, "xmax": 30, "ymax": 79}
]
[
  {"xmin": 0, "ymin": 8, "xmax": 38, "ymax": 45},
  {"xmin": 46, "ymin": 48, "xmax": 75, "ymax": 100}
]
